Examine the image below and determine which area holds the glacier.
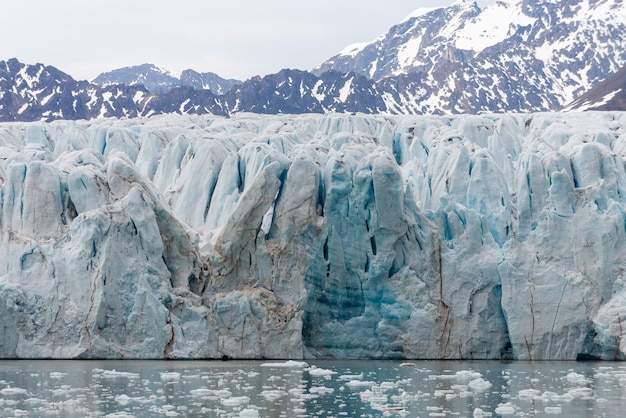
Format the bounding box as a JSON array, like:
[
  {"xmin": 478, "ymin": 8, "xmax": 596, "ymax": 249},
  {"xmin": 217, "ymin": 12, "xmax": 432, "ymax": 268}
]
[{"xmin": 1, "ymin": 111, "xmax": 626, "ymax": 360}]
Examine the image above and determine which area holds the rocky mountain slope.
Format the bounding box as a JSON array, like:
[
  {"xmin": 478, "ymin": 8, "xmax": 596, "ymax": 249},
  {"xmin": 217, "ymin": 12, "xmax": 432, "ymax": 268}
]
[
  {"xmin": 564, "ymin": 64, "xmax": 626, "ymax": 111},
  {"xmin": 0, "ymin": 58, "xmax": 149, "ymax": 121},
  {"xmin": 0, "ymin": 59, "xmax": 382, "ymax": 121},
  {"xmin": 315, "ymin": 0, "xmax": 626, "ymax": 113},
  {"xmin": 92, "ymin": 63, "xmax": 241, "ymax": 95}
]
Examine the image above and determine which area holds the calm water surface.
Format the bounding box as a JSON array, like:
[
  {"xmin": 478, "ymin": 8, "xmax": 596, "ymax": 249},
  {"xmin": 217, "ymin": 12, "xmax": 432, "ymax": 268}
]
[{"xmin": 0, "ymin": 360, "xmax": 625, "ymax": 417}]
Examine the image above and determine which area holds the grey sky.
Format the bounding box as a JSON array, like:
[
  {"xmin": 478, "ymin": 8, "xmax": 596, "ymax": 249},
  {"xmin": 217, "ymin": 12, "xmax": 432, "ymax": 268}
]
[{"xmin": 2, "ymin": 0, "xmax": 491, "ymax": 82}]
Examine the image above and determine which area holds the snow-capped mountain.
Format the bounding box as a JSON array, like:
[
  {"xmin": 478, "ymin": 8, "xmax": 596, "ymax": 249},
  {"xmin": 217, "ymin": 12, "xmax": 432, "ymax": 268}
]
[
  {"xmin": 92, "ymin": 64, "xmax": 241, "ymax": 95},
  {"xmin": 0, "ymin": 58, "xmax": 230, "ymax": 122},
  {"xmin": 564, "ymin": 64, "xmax": 626, "ymax": 111},
  {"xmin": 315, "ymin": 0, "xmax": 626, "ymax": 113},
  {"xmin": 0, "ymin": 58, "xmax": 150, "ymax": 121},
  {"xmin": 0, "ymin": 59, "xmax": 381, "ymax": 121},
  {"xmin": 222, "ymin": 69, "xmax": 384, "ymax": 114},
  {"xmin": 92, "ymin": 63, "xmax": 181, "ymax": 94},
  {"xmin": 179, "ymin": 69, "xmax": 241, "ymax": 95}
]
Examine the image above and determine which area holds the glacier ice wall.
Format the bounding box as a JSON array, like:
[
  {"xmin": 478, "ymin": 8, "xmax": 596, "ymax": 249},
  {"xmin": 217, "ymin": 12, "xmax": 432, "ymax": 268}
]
[{"xmin": 1, "ymin": 112, "xmax": 626, "ymax": 360}]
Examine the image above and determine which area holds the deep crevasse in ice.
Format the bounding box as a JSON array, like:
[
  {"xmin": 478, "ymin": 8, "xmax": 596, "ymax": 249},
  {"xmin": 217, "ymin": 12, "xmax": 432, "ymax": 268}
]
[{"xmin": 1, "ymin": 112, "xmax": 626, "ymax": 360}]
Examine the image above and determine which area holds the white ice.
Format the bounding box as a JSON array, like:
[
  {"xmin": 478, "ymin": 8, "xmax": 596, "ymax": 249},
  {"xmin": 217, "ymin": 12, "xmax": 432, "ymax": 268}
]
[{"xmin": 1, "ymin": 112, "xmax": 626, "ymax": 360}]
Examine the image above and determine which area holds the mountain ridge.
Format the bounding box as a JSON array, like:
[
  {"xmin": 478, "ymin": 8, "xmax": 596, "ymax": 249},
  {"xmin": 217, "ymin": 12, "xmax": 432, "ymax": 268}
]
[
  {"xmin": 315, "ymin": 0, "xmax": 626, "ymax": 113},
  {"xmin": 0, "ymin": 59, "xmax": 387, "ymax": 121},
  {"xmin": 92, "ymin": 63, "xmax": 241, "ymax": 95},
  {"xmin": 564, "ymin": 64, "xmax": 626, "ymax": 111}
]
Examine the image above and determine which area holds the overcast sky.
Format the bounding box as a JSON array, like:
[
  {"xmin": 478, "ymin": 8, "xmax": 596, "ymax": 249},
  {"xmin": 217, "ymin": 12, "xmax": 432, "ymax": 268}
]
[{"xmin": 3, "ymin": 0, "xmax": 491, "ymax": 82}]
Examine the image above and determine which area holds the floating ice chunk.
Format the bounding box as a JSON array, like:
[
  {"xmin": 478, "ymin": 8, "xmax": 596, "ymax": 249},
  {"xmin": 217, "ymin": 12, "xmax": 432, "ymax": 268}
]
[
  {"xmin": 468, "ymin": 378, "xmax": 492, "ymax": 391},
  {"xmin": 429, "ymin": 374, "xmax": 458, "ymax": 380},
  {"xmin": 518, "ymin": 388, "xmax": 542, "ymax": 401},
  {"xmin": 298, "ymin": 393, "xmax": 321, "ymax": 401},
  {"xmin": 551, "ymin": 393, "xmax": 575, "ymax": 402},
  {"xmin": 49, "ymin": 372, "xmax": 68, "ymax": 379},
  {"xmin": 190, "ymin": 388, "xmax": 214, "ymax": 397},
  {"xmin": 239, "ymin": 409, "xmax": 260, "ymax": 418},
  {"xmin": 544, "ymin": 406, "xmax": 562, "ymax": 414},
  {"xmin": 51, "ymin": 387, "xmax": 72, "ymax": 396},
  {"xmin": 288, "ymin": 388, "xmax": 306, "ymax": 396},
  {"xmin": 260, "ymin": 390, "xmax": 288, "ymax": 401},
  {"xmin": 24, "ymin": 397, "xmax": 46, "ymax": 406},
  {"xmin": 98, "ymin": 370, "xmax": 141, "ymax": 379},
  {"xmin": 222, "ymin": 396, "xmax": 250, "ymax": 407},
  {"xmin": 0, "ymin": 387, "xmax": 28, "ymax": 396},
  {"xmin": 391, "ymin": 392, "xmax": 422, "ymax": 403},
  {"xmin": 345, "ymin": 380, "xmax": 376, "ymax": 388},
  {"xmin": 455, "ymin": 370, "xmax": 483, "ymax": 381},
  {"xmin": 567, "ymin": 387, "xmax": 594, "ymax": 399},
  {"xmin": 540, "ymin": 391, "xmax": 558, "ymax": 401},
  {"xmin": 359, "ymin": 389, "xmax": 388, "ymax": 403},
  {"xmin": 564, "ymin": 372, "xmax": 591, "ymax": 385},
  {"xmin": 115, "ymin": 394, "xmax": 132, "ymax": 406},
  {"xmin": 379, "ymin": 382, "xmax": 398, "ymax": 390},
  {"xmin": 160, "ymin": 372, "xmax": 181, "ymax": 382},
  {"xmin": 494, "ymin": 403, "xmax": 516, "ymax": 415},
  {"xmin": 339, "ymin": 374, "xmax": 364, "ymax": 381},
  {"xmin": 260, "ymin": 360, "xmax": 309, "ymax": 368},
  {"xmin": 307, "ymin": 366, "xmax": 337, "ymax": 377},
  {"xmin": 214, "ymin": 389, "xmax": 233, "ymax": 398},
  {"xmin": 118, "ymin": 395, "xmax": 151, "ymax": 405},
  {"xmin": 390, "ymin": 407, "xmax": 410, "ymax": 415},
  {"xmin": 309, "ymin": 386, "xmax": 334, "ymax": 395}
]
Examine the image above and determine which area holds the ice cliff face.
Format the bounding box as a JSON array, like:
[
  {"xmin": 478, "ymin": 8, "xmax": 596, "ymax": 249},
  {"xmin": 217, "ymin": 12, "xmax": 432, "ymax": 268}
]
[{"xmin": 1, "ymin": 112, "xmax": 626, "ymax": 360}]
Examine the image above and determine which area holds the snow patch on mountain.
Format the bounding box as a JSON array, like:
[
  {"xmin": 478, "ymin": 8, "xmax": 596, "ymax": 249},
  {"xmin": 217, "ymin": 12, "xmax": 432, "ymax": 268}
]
[
  {"xmin": 454, "ymin": 0, "xmax": 535, "ymax": 52},
  {"xmin": 569, "ymin": 89, "xmax": 622, "ymax": 112},
  {"xmin": 92, "ymin": 64, "xmax": 241, "ymax": 95}
]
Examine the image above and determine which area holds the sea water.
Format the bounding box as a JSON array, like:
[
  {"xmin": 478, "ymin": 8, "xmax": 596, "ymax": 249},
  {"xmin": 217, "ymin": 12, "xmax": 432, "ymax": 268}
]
[{"xmin": 0, "ymin": 360, "xmax": 625, "ymax": 417}]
